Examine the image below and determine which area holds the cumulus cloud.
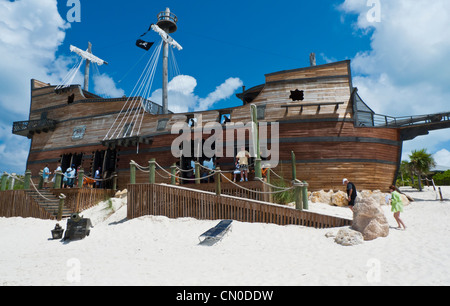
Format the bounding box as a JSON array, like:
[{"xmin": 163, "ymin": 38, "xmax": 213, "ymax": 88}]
[
  {"xmin": 0, "ymin": 121, "xmax": 30, "ymax": 174},
  {"xmin": 149, "ymin": 75, "xmax": 243, "ymax": 113},
  {"xmin": 433, "ymin": 149, "xmax": 450, "ymax": 168},
  {"xmin": 0, "ymin": 0, "xmax": 69, "ymax": 114},
  {"xmin": 93, "ymin": 73, "xmax": 125, "ymax": 98},
  {"xmin": 339, "ymin": 0, "xmax": 450, "ymax": 158},
  {"xmin": 0, "ymin": 0, "xmax": 124, "ymax": 173}
]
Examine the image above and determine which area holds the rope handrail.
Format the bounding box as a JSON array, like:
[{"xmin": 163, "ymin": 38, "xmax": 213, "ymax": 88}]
[
  {"xmin": 220, "ymin": 172, "xmax": 295, "ymax": 194},
  {"xmin": 254, "ymin": 177, "xmax": 297, "ymax": 190},
  {"xmin": 154, "ymin": 161, "xmax": 217, "ymax": 181},
  {"xmin": 3, "ymin": 172, "xmax": 61, "ymax": 203},
  {"xmin": 268, "ymin": 168, "xmax": 291, "ymax": 182}
]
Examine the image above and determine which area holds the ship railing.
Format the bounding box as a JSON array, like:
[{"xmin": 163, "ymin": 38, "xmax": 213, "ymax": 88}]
[
  {"xmin": 357, "ymin": 111, "xmax": 450, "ymax": 128},
  {"xmin": 12, "ymin": 118, "xmax": 57, "ymax": 136}
]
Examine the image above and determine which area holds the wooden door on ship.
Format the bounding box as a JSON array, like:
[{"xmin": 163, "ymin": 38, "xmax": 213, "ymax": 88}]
[{"xmin": 92, "ymin": 149, "xmax": 117, "ymax": 189}]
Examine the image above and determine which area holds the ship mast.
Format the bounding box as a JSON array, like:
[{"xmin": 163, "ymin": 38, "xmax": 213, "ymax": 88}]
[{"xmin": 155, "ymin": 8, "xmax": 179, "ymax": 114}]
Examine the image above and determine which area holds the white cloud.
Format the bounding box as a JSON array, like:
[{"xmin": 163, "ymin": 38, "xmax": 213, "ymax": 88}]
[
  {"xmin": 93, "ymin": 73, "xmax": 125, "ymax": 98},
  {"xmin": 197, "ymin": 77, "xmax": 243, "ymax": 111},
  {"xmin": 0, "ymin": 121, "xmax": 30, "ymax": 174},
  {"xmin": 149, "ymin": 75, "xmax": 242, "ymax": 113},
  {"xmin": 0, "ymin": 0, "xmax": 70, "ymax": 114},
  {"xmin": 0, "ymin": 0, "xmax": 124, "ymax": 173},
  {"xmin": 433, "ymin": 149, "xmax": 450, "ymax": 167},
  {"xmin": 339, "ymin": 0, "xmax": 450, "ymax": 157}
]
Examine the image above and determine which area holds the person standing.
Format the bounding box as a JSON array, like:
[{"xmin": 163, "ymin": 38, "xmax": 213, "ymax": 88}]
[
  {"xmin": 94, "ymin": 167, "xmax": 102, "ymax": 188},
  {"xmin": 389, "ymin": 185, "xmax": 406, "ymax": 230},
  {"xmin": 343, "ymin": 178, "xmax": 357, "ymax": 211},
  {"xmin": 42, "ymin": 164, "xmax": 51, "ymax": 188},
  {"xmin": 236, "ymin": 147, "xmax": 250, "ymax": 182}
]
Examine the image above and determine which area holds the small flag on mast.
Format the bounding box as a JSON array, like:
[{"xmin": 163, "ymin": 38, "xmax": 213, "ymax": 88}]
[{"xmin": 136, "ymin": 39, "xmax": 154, "ymax": 51}]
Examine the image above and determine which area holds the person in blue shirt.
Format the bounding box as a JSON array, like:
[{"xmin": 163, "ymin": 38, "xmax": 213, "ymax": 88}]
[{"xmin": 43, "ymin": 164, "xmax": 51, "ymax": 188}]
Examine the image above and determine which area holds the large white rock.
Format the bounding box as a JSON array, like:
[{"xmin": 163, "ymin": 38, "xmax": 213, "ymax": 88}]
[
  {"xmin": 334, "ymin": 228, "xmax": 364, "ymax": 246},
  {"xmin": 352, "ymin": 197, "xmax": 389, "ymax": 241}
]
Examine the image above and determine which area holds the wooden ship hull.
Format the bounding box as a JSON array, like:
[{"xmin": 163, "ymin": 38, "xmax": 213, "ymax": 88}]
[{"xmin": 13, "ymin": 60, "xmax": 450, "ymax": 191}]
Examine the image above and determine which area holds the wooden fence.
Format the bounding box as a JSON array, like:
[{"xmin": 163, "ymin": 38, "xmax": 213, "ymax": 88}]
[
  {"xmin": 0, "ymin": 188, "xmax": 115, "ymax": 220},
  {"xmin": 127, "ymin": 184, "xmax": 352, "ymax": 229},
  {"xmin": 0, "ymin": 190, "xmax": 55, "ymax": 219},
  {"xmin": 51, "ymin": 188, "xmax": 115, "ymax": 213},
  {"xmin": 184, "ymin": 180, "xmax": 270, "ymax": 202}
]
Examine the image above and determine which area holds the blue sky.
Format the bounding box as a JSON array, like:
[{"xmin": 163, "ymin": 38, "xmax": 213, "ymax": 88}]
[{"xmin": 1, "ymin": 0, "xmax": 450, "ymax": 174}]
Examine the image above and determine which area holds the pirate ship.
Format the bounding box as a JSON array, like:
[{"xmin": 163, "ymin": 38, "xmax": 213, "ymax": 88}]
[{"xmin": 12, "ymin": 8, "xmax": 450, "ymax": 192}]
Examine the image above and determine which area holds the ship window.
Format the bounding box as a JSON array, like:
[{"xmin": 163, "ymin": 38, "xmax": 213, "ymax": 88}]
[
  {"xmin": 157, "ymin": 118, "xmax": 169, "ymax": 131},
  {"xmin": 289, "ymin": 89, "xmax": 304, "ymax": 101},
  {"xmin": 72, "ymin": 125, "xmax": 86, "ymax": 140},
  {"xmin": 219, "ymin": 112, "xmax": 231, "ymax": 124},
  {"xmin": 256, "ymin": 105, "xmax": 266, "ymax": 120},
  {"xmin": 68, "ymin": 93, "xmax": 75, "ymax": 104}
]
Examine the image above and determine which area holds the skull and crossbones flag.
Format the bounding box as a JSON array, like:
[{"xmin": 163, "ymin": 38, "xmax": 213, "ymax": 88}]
[{"xmin": 136, "ymin": 39, "xmax": 154, "ymax": 51}]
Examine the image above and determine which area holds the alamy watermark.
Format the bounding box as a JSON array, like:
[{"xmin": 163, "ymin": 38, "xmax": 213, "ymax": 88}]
[
  {"xmin": 66, "ymin": 257, "xmax": 81, "ymax": 283},
  {"xmin": 367, "ymin": 0, "xmax": 381, "ymax": 23},
  {"xmin": 366, "ymin": 258, "xmax": 381, "ymax": 283},
  {"xmin": 66, "ymin": 0, "xmax": 81, "ymax": 23}
]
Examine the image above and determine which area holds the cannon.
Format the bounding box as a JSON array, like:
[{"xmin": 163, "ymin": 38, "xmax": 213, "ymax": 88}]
[{"xmin": 63, "ymin": 213, "xmax": 93, "ymax": 241}]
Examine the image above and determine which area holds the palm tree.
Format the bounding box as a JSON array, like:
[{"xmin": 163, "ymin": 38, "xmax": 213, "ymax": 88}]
[{"xmin": 409, "ymin": 149, "xmax": 436, "ymax": 191}]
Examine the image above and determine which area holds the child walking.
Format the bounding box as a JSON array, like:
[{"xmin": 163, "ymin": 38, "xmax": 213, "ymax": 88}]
[{"xmin": 389, "ymin": 185, "xmax": 406, "ymax": 230}]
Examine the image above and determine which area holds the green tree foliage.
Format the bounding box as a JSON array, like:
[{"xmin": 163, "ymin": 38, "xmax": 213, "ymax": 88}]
[
  {"xmin": 433, "ymin": 170, "xmax": 450, "ymax": 186},
  {"xmin": 408, "ymin": 149, "xmax": 436, "ymax": 191}
]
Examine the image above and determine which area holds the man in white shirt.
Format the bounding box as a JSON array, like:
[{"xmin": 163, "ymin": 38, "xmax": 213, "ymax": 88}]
[{"xmin": 236, "ymin": 147, "xmax": 250, "ymax": 182}]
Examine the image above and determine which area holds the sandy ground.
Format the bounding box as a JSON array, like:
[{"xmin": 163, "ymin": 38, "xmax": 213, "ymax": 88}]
[{"xmin": 1, "ymin": 186, "xmax": 449, "ymax": 286}]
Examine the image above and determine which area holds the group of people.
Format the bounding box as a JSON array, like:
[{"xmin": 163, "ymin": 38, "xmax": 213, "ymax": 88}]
[
  {"xmin": 343, "ymin": 178, "xmax": 406, "ymax": 230},
  {"xmin": 42, "ymin": 164, "xmax": 105, "ymax": 189},
  {"xmin": 42, "ymin": 163, "xmax": 78, "ymax": 188}
]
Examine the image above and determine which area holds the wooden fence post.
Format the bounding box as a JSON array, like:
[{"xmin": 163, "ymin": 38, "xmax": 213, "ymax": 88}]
[
  {"xmin": 24, "ymin": 170, "xmax": 31, "ymax": 190},
  {"xmin": 293, "ymin": 180, "xmax": 303, "ymax": 211},
  {"xmin": 112, "ymin": 172, "xmax": 118, "ymax": 191},
  {"xmin": 302, "ymin": 181, "xmax": 309, "ymax": 210},
  {"xmin": 171, "ymin": 163, "xmax": 176, "ymax": 185},
  {"xmin": 77, "ymin": 169, "xmax": 84, "ymax": 188},
  {"xmin": 38, "ymin": 170, "xmax": 44, "ymax": 189},
  {"xmin": 149, "ymin": 158, "xmax": 156, "ymax": 184},
  {"xmin": 130, "ymin": 161, "xmax": 136, "ymax": 184},
  {"xmin": 215, "ymin": 167, "xmax": 221, "ymax": 196},
  {"xmin": 195, "ymin": 161, "xmax": 200, "ymax": 184},
  {"xmin": 54, "ymin": 171, "xmax": 62, "ymax": 189},
  {"xmin": 1, "ymin": 173, "xmax": 7, "ymax": 191},
  {"xmin": 57, "ymin": 194, "xmax": 66, "ymax": 221},
  {"xmin": 291, "ymin": 151, "xmax": 296, "ymax": 182}
]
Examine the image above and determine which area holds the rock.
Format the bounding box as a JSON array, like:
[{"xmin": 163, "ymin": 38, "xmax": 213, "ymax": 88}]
[
  {"xmin": 115, "ymin": 189, "xmax": 128, "ymax": 198},
  {"xmin": 310, "ymin": 190, "xmax": 333, "ymax": 204},
  {"xmin": 325, "ymin": 231, "xmax": 336, "ymax": 238},
  {"xmin": 331, "ymin": 190, "xmax": 348, "ymax": 207},
  {"xmin": 334, "ymin": 228, "xmax": 364, "ymax": 246},
  {"xmin": 352, "ymin": 197, "xmax": 389, "ymax": 241}
]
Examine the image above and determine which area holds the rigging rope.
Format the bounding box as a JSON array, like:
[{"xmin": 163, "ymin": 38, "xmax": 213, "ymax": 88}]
[{"xmin": 103, "ymin": 39, "xmax": 163, "ymax": 141}]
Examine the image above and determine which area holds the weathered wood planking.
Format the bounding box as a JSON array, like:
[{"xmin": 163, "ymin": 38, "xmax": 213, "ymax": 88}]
[{"xmin": 23, "ymin": 61, "xmax": 402, "ymax": 191}]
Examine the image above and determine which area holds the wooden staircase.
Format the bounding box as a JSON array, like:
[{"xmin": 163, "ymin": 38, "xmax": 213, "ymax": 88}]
[{"xmin": 25, "ymin": 189, "xmax": 72, "ymax": 219}]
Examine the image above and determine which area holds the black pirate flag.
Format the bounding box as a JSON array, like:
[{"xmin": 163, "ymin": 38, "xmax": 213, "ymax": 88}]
[{"xmin": 136, "ymin": 39, "xmax": 154, "ymax": 51}]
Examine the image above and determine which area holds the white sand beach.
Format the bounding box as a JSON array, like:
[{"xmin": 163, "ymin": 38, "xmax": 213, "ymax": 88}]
[{"xmin": 1, "ymin": 186, "xmax": 449, "ymax": 286}]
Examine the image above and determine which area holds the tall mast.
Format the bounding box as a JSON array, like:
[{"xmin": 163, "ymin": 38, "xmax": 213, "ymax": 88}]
[
  {"xmin": 84, "ymin": 42, "xmax": 92, "ymax": 91},
  {"xmin": 156, "ymin": 8, "xmax": 179, "ymax": 114}
]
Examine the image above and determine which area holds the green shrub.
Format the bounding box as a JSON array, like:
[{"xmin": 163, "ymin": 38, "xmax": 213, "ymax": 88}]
[{"xmin": 433, "ymin": 170, "xmax": 450, "ymax": 186}]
